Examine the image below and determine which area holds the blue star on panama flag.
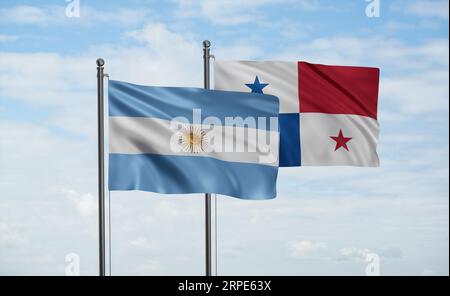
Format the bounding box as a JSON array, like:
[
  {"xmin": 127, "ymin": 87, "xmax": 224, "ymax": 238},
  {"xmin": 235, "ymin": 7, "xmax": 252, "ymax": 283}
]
[{"xmin": 245, "ymin": 76, "xmax": 269, "ymax": 93}]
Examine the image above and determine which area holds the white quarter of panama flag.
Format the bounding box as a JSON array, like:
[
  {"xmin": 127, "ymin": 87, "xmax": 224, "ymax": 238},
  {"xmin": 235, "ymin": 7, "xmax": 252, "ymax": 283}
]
[
  {"xmin": 300, "ymin": 113, "xmax": 379, "ymax": 166},
  {"xmin": 109, "ymin": 116, "xmax": 279, "ymax": 166},
  {"xmin": 214, "ymin": 61, "xmax": 298, "ymax": 113}
]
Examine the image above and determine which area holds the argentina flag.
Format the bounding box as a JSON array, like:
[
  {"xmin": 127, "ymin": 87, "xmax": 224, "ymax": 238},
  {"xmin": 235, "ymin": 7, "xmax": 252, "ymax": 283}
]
[{"xmin": 108, "ymin": 80, "xmax": 280, "ymax": 199}]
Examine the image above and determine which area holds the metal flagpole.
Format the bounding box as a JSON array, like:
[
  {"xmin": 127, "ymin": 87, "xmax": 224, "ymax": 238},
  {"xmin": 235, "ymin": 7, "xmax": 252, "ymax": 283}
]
[
  {"xmin": 203, "ymin": 40, "xmax": 213, "ymax": 277},
  {"xmin": 96, "ymin": 58, "xmax": 106, "ymax": 276}
]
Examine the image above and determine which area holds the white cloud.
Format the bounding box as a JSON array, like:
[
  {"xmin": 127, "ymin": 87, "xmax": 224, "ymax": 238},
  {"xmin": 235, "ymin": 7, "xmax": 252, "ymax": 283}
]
[
  {"xmin": 132, "ymin": 259, "xmax": 163, "ymax": 275},
  {"xmin": 154, "ymin": 201, "xmax": 180, "ymax": 218},
  {"xmin": 0, "ymin": 52, "xmax": 92, "ymax": 106},
  {"xmin": 0, "ymin": 23, "xmax": 211, "ymax": 274},
  {"xmin": 0, "ymin": 223, "xmax": 29, "ymax": 247},
  {"xmin": 295, "ymin": 0, "xmax": 321, "ymax": 11},
  {"xmin": 0, "ymin": 5, "xmax": 151, "ymax": 26},
  {"xmin": 0, "ymin": 120, "xmax": 97, "ymax": 194},
  {"xmin": 108, "ymin": 22, "xmax": 202, "ymax": 86},
  {"xmin": 128, "ymin": 237, "xmax": 160, "ymax": 252},
  {"xmin": 175, "ymin": 0, "xmax": 319, "ymax": 25},
  {"xmin": 289, "ymin": 240, "xmax": 328, "ymax": 258},
  {"xmin": 422, "ymin": 268, "xmax": 436, "ymax": 276},
  {"xmin": 0, "ymin": 23, "xmax": 203, "ymax": 136},
  {"xmin": 338, "ymin": 247, "xmax": 372, "ymax": 261},
  {"xmin": 63, "ymin": 189, "xmax": 97, "ymax": 217},
  {"xmin": 384, "ymin": 21, "xmax": 412, "ymax": 30},
  {"xmin": 338, "ymin": 246, "xmax": 402, "ymax": 261},
  {"xmin": 105, "ymin": 193, "xmax": 204, "ymax": 275},
  {"xmin": 277, "ymin": 37, "xmax": 449, "ymax": 70},
  {"xmin": 377, "ymin": 247, "xmax": 402, "ymax": 259},
  {"xmin": 380, "ymin": 70, "xmax": 449, "ymax": 114},
  {"xmin": 81, "ymin": 6, "xmax": 151, "ymax": 26},
  {"xmin": 0, "ymin": 5, "xmax": 48, "ymax": 24},
  {"xmin": 176, "ymin": 0, "xmax": 269, "ymax": 25},
  {"xmin": 213, "ymin": 43, "xmax": 264, "ymax": 60},
  {"xmin": 402, "ymin": 0, "xmax": 449, "ymax": 20},
  {"xmin": 0, "ymin": 34, "xmax": 18, "ymax": 42}
]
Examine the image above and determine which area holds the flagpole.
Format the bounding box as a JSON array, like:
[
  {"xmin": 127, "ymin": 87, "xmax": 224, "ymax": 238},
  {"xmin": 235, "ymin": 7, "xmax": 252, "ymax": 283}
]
[
  {"xmin": 203, "ymin": 40, "xmax": 213, "ymax": 277},
  {"xmin": 96, "ymin": 58, "xmax": 106, "ymax": 276}
]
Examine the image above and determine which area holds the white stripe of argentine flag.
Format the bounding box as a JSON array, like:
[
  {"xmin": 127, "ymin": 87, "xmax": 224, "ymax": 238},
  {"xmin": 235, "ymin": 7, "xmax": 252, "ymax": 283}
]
[
  {"xmin": 110, "ymin": 116, "xmax": 279, "ymax": 166},
  {"xmin": 108, "ymin": 80, "xmax": 280, "ymax": 199}
]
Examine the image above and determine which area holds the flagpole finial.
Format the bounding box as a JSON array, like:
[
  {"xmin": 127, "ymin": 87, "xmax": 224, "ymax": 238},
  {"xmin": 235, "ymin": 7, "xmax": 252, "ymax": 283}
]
[
  {"xmin": 96, "ymin": 58, "xmax": 105, "ymax": 67},
  {"xmin": 203, "ymin": 40, "xmax": 211, "ymax": 48}
]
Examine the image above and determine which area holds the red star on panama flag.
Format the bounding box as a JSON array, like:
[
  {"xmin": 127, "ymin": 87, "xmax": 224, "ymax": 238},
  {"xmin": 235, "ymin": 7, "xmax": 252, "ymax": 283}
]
[{"xmin": 330, "ymin": 129, "xmax": 352, "ymax": 151}]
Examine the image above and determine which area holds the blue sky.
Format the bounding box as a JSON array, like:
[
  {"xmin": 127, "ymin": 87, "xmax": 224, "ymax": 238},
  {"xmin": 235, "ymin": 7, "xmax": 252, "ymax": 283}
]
[{"xmin": 0, "ymin": 0, "xmax": 448, "ymax": 275}]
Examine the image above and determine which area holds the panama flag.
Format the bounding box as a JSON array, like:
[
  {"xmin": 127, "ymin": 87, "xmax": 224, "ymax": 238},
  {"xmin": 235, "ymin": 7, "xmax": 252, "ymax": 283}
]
[
  {"xmin": 108, "ymin": 80, "xmax": 280, "ymax": 199},
  {"xmin": 214, "ymin": 61, "xmax": 380, "ymax": 167}
]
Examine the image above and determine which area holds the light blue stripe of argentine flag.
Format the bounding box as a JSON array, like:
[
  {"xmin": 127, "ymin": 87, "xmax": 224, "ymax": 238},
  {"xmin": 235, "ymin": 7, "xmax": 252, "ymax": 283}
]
[
  {"xmin": 108, "ymin": 80, "xmax": 279, "ymax": 131},
  {"xmin": 109, "ymin": 154, "xmax": 277, "ymax": 199}
]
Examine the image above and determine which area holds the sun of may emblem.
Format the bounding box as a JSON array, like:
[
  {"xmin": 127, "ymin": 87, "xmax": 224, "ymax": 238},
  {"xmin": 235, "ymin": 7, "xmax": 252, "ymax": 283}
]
[{"xmin": 178, "ymin": 125, "xmax": 209, "ymax": 153}]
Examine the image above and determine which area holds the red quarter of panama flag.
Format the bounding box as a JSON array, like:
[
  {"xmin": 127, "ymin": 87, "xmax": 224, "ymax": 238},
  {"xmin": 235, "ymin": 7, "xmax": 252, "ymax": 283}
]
[{"xmin": 298, "ymin": 62, "xmax": 379, "ymax": 119}]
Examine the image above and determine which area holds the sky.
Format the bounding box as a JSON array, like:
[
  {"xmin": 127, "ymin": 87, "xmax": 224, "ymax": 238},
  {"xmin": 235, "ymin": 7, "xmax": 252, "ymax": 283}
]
[{"xmin": 0, "ymin": 0, "xmax": 448, "ymax": 276}]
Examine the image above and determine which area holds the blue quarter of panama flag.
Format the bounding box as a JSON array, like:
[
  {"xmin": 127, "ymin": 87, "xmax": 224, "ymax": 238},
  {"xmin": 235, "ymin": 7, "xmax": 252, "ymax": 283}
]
[{"xmin": 108, "ymin": 80, "xmax": 280, "ymax": 199}]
